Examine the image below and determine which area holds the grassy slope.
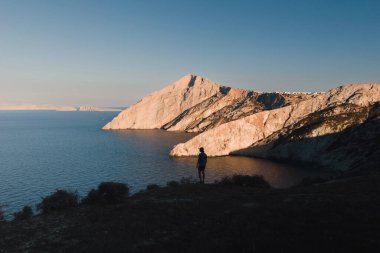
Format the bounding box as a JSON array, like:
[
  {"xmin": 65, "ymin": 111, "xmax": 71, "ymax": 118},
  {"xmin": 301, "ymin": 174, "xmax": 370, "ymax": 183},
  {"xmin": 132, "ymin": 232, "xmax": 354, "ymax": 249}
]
[{"xmin": 1, "ymin": 172, "xmax": 380, "ymax": 253}]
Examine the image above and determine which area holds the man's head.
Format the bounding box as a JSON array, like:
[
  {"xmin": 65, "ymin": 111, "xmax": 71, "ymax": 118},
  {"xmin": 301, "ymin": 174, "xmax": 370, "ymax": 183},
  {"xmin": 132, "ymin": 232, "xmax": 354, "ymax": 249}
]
[{"xmin": 199, "ymin": 147, "xmax": 204, "ymax": 153}]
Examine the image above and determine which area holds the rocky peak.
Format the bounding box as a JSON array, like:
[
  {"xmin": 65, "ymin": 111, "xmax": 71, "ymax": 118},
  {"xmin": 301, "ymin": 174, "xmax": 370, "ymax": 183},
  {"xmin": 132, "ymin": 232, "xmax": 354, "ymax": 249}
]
[
  {"xmin": 103, "ymin": 74, "xmax": 318, "ymax": 131},
  {"xmin": 102, "ymin": 74, "xmax": 223, "ymax": 130}
]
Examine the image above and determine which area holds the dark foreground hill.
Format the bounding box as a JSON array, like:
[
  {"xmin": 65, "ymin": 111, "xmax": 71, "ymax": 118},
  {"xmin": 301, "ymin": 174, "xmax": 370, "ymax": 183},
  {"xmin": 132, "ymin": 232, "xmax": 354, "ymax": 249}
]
[{"xmin": 1, "ymin": 170, "xmax": 380, "ymax": 253}]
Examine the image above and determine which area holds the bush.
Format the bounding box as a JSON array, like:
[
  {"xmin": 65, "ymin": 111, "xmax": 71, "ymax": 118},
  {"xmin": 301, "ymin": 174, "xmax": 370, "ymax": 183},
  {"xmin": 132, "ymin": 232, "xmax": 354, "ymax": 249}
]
[
  {"xmin": 83, "ymin": 182, "xmax": 129, "ymax": 205},
  {"xmin": 13, "ymin": 206, "xmax": 33, "ymax": 221},
  {"xmin": 146, "ymin": 184, "xmax": 160, "ymax": 191},
  {"xmin": 295, "ymin": 177, "xmax": 329, "ymax": 187},
  {"xmin": 37, "ymin": 190, "xmax": 79, "ymax": 214},
  {"xmin": 219, "ymin": 175, "xmax": 270, "ymax": 188},
  {"xmin": 180, "ymin": 177, "xmax": 196, "ymax": 185},
  {"xmin": 0, "ymin": 206, "xmax": 4, "ymax": 223},
  {"xmin": 166, "ymin": 181, "xmax": 180, "ymax": 187}
]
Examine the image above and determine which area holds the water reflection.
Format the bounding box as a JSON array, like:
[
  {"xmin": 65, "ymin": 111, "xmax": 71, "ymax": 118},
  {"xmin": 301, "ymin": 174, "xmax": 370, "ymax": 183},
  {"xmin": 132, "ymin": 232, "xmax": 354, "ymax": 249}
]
[
  {"xmin": 110, "ymin": 129, "xmax": 328, "ymax": 189},
  {"xmin": 172, "ymin": 156, "xmax": 326, "ymax": 188}
]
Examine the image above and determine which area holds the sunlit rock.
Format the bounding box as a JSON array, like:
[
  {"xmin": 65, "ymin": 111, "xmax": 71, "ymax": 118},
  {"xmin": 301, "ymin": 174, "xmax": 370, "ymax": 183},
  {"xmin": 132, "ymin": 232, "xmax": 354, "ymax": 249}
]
[{"xmin": 169, "ymin": 83, "xmax": 380, "ymax": 164}]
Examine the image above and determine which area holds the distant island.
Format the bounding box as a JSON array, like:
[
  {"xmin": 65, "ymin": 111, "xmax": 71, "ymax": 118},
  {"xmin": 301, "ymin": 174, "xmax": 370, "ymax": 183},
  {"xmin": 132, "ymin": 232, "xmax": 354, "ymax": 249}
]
[
  {"xmin": 78, "ymin": 106, "xmax": 122, "ymax": 112},
  {"xmin": 0, "ymin": 104, "xmax": 122, "ymax": 112}
]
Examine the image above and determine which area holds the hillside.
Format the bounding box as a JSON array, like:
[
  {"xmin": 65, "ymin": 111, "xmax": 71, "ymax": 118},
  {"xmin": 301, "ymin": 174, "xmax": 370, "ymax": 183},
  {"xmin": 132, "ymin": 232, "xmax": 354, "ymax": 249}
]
[
  {"xmin": 103, "ymin": 74, "xmax": 314, "ymax": 131},
  {"xmin": 170, "ymin": 83, "xmax": 380, "ymax": 170},
  {"xmin": 1, "ymin": 172, "xmax": 379, "ymax": 253}
]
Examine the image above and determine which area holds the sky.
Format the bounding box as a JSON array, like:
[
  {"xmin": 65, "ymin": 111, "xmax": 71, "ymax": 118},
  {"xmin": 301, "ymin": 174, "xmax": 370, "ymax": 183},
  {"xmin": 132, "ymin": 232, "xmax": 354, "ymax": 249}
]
[{"xmin": 0, "ymin": 0, "xmax": 379, "ymax": 107}]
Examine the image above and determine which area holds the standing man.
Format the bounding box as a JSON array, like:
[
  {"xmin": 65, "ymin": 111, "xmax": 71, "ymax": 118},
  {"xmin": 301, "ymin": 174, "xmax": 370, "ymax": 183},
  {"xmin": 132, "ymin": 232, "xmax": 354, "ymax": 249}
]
[{"xmin": 196, "ymin": 147, "xmax": 207, "ymax": 184}]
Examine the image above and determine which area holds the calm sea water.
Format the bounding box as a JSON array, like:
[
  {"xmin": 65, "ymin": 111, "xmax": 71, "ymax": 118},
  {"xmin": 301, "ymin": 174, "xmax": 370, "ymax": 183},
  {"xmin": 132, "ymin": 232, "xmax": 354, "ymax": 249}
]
[{"xmin": 0, "ymin": 111, "xmax": 326, "ymax": 216}]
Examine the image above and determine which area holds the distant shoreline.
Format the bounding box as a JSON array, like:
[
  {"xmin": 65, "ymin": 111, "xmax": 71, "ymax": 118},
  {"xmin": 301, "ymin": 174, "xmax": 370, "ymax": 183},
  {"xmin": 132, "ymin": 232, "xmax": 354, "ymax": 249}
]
[{"xmin": 0, "ymin": 106, "xmax": 124, "ymax": 112}]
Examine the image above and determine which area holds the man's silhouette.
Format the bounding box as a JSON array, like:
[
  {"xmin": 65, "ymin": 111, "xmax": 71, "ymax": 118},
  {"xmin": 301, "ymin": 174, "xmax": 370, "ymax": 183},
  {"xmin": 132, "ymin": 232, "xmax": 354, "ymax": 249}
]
[{"xmin": 196, "ymin": 147, "xmax": 207, "ymax": 183}]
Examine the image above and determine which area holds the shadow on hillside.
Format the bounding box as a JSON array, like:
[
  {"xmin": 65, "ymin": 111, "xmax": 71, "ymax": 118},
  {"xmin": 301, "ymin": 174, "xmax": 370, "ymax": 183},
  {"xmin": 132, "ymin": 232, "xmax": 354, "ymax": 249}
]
[{"xmin": 232, "ymin": 102, "xmax": 380, "ymax": 171}]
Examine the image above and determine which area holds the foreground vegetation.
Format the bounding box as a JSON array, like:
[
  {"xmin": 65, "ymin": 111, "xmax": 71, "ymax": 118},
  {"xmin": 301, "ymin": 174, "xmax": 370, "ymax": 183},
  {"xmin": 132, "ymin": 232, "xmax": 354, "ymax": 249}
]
[{"xmin": 0, "ymin": 173, "xmax": 380, "ymax": 252}]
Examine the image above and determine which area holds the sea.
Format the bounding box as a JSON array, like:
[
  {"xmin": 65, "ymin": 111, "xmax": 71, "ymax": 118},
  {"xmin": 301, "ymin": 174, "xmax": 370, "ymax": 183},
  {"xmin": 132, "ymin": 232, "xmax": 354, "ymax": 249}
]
[{"xmin": 0, "ymin": 111, "xmax": 327, "ymax": 217}]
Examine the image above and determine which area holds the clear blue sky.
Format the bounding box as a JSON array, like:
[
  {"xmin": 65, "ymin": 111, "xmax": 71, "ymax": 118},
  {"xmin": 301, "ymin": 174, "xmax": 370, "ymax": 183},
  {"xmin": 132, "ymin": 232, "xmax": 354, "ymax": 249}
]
[{"xmin": 0, "ymin": 0, "xmax": 379, "ymax": 106}]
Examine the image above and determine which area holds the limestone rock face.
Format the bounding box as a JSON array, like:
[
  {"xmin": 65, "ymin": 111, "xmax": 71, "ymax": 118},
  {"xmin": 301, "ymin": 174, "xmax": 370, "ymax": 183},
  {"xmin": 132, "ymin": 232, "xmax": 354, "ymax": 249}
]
[
  {"xmin": 233, "ymin": 102, "xmax": 380, "ymax": 170},
  {"xmin": 103, "ymin": 73, "xmax": 378, "ymax": 170},
  {"xmin": 103, "ymin": 74, "xmax": 223, "ymax": 130},
  {"xmin": 162, "ymin": 90, "xmax": 317, "ymax": 132},
  {"xmin": 169, "ymin": 83, "xmax": 380, "ymax": 162},
  {"xmin": 103, "ymin": 74, "xmax": 315, "ymax": 131}
]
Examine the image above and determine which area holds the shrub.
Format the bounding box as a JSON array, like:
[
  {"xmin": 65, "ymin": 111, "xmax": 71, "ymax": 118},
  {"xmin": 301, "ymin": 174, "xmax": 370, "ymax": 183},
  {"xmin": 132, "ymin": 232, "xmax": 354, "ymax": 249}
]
[
  {"xmin": 37, "ymin": 190, "xmax": 79, "ymax": 214},
  {"xmin": 219, "ymin": 175, "xmax": 270, "ymax": 188},
  {"xmin": 166, "ymin": 181, "xmax": 180, "ymax": 187},
  {"xmin": 146, "ymin": 184, "xmax": 160, "ymax": 191},
  {"xmin": 0, "ymin": 206, "xmax": 4, "ymax": 223},
  {"xmin": 295, "ymin": 177, "xmax": 329, "ymax": 187},
  {"xmin": 83, "ymin": 182, "xmax": 129, "ymax": 205},
  {"xmin": 180, "ymin": 177, "xmax": 196, "ymax": 185},
  {"xmin": 13, "ymin": 206, "xmax": 33, "ymax": 221}
]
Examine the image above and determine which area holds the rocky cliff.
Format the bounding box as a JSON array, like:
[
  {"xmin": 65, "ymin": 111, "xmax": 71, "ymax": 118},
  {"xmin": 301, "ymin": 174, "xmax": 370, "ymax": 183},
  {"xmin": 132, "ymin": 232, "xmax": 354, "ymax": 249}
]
[
  {"xmin": 162, "ymin": 90, "xmax": 317, "ymax": 132},
  {"xmin": 103, "ymin": 74, "xmax": 314, "ymax": 131},
  {"xmin": 103, "ymin": 74, "xmax": 222, "ymax": 129},
  {"xmin": 170, "ymin": 83, "xmax": 380, "ymax": 170},
  {"xmin": 103, "ymin": 74, "xmax": 379, "ymax": 170},
  {"xmin": 233, "ymin": 102, "xmax": 380, "ymax": 170}
]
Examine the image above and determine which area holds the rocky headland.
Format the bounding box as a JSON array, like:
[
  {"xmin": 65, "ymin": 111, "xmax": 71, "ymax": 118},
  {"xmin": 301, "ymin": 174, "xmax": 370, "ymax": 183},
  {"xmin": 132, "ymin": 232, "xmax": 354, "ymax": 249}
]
[
  {"xmin": 103, "ymin": 74, "xmax": 318, "ymax": 131},
  {"xmin": 103, "ymin": 75, "xmax": 379, "ymax": 171}
]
